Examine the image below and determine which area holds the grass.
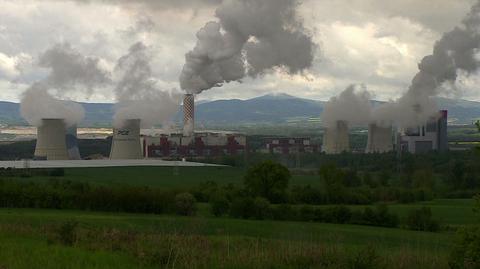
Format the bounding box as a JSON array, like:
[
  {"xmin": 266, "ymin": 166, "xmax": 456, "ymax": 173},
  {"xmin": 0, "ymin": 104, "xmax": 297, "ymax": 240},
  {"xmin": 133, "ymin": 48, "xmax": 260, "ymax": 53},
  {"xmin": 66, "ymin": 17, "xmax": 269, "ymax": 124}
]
[
  {"xmin": 0, "ymin": 233, "xmax": 151, "ymax": 269},
  {"xmin": 17, "ymin": 166, "xmax": 320, "ymax": 188}
]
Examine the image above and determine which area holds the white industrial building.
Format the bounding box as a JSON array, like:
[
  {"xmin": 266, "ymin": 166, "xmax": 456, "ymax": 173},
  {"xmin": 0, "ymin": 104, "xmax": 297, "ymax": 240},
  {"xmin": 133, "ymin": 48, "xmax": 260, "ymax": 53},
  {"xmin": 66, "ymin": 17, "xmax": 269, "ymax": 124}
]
[
  {"xmin": 109, "ymin": 119, "xmax": 143, "ymax": 160},
  {"xmin": 365, "ymin": 124, "xmax": 393, "ymax": 153}
]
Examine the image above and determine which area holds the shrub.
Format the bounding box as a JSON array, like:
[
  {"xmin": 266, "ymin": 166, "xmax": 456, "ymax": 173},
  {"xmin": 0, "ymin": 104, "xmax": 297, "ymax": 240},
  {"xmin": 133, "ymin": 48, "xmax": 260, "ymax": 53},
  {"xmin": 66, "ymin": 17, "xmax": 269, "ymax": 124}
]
[
  {"xmin": 272, "ymin": 204, "xmax": 296, "ymax": 221},
  {"xmin": 174, "ymin": 192, "xmax": 197, "ymax": 216},
  {"xmin": 324, "ymin": 205, "xmax": 352, "ymax": 224},
  {"xmin": 252, "ymin": 197, "xmax": 272, "ymax": 220},
  {"xmin": 57, "ymin": 220, "xmax": 79, "ymax": 246},
  {"xmin": 210, "ymin": 192, "xmax": 230, "ymax": 217},
  {"xmin": 230, "ymin": 197, "xmax": 255, "ymax": 219},
  {"xmin": 349, "ymin": 246, "xmax": 384, "ymax": 269},
  {"xmin": 406, "ymin": 207, "xmax": 440, "ymax": 232},
  {"xmin": 49, "ymin": 168, "xmax": 65, "ymax": 177},
  {"xmin": 298, "ymin": 205, "xmax": 315, "ymax": 222},
  {"xmin": 449, "ymin": 226, "xmax": 480, "ymax": 269}
]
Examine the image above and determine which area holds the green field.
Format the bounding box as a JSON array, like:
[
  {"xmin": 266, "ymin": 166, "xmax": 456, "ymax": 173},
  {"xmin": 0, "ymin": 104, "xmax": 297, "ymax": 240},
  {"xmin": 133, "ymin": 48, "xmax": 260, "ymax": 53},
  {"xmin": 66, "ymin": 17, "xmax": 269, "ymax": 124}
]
[
  {"xmin": 23, "ymin": 166, "xmax": 320, "ymax": 188},
  {"xmin": 0, "ymin": 208, "xmax": 455, "ymax": 269}
]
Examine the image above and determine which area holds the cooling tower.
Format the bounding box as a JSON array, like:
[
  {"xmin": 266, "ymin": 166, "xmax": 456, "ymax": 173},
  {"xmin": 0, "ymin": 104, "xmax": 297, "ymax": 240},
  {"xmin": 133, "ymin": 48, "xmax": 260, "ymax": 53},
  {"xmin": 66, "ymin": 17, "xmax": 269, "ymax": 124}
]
[
  {"xmin": 34, "ymin": 119, "xmax": 69, "ymax": 160},
  {"xmin": 322, "ymin": 120, "xmax": 350, "ymax": 154},
  {"xmin": 365, "ymin": 124, "xmax": 393, "ymax": 153},
  {"xmin": 66, "ymin": 125, "xmax": 81, "ymax": 160},
  {"xmin": 110, "ymin": 119, "xmax": 143, "ymax": 160},
  {"xmin": 183, "ymin": 94, "xmax": 195, "ymax": 136}
]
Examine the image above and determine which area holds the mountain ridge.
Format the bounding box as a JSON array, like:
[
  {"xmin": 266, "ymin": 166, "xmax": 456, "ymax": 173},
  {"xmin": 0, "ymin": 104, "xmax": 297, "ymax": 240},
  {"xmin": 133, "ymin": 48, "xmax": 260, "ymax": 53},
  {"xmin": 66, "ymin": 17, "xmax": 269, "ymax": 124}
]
[{"xmin": 0, "ymin": 94, "xmax": 479, "ymax": 126}]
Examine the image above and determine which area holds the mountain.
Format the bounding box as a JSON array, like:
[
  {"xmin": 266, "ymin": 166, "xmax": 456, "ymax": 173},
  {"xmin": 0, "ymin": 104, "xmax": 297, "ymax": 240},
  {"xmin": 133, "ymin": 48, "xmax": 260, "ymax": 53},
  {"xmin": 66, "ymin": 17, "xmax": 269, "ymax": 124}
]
[{"xmin": 1, "ymin": 95, "xmax": 479, "ymax": 127}]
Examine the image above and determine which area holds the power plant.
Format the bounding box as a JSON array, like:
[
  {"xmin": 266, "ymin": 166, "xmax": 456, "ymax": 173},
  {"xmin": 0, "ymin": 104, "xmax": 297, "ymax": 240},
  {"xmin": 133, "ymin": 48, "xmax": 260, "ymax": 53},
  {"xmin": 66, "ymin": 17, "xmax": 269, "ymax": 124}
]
[
  {"xmin": 365, "ymin": 124, "xmax": 393, "ymax": 153},
  {"xmin": 34, "ymin": 119, "xmax": 69, "ymax": 160},
  {"xmin": 322, "ymin": 120, "xmax": 350, "ymax": 154},
  {"xmin": 109, "ymin": 119, "xmax": 143, "ymax": 160}
]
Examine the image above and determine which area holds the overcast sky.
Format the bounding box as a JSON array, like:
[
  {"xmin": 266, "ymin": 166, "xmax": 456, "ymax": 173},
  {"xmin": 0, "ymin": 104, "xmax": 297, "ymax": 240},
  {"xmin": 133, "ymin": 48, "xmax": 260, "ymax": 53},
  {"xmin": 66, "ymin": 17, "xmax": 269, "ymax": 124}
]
[{"xmin": 0, "ymin": 0, "xmax": 479, "ymax": 103}]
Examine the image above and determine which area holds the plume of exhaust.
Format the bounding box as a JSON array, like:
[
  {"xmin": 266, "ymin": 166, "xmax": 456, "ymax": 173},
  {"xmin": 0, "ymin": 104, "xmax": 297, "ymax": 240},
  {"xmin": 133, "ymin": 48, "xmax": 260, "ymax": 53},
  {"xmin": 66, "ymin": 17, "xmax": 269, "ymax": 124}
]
[
  {"xmin": 321, "ymin": 84, "xmax": 372, "ymax": 128},
  {"xmin": 20, "ymin": 43, "xmax": 110, "ymax": 127},
  {"xmin": 113, "ymin": 42, "xmax": 182, "ymax": 128},
  {"xmin": 374, "ymin": 0, "xmax": 480, "ymax": 128},
  {"xmin": 179, "ymin": 0, "xmax": 316, "ymax": 94}
]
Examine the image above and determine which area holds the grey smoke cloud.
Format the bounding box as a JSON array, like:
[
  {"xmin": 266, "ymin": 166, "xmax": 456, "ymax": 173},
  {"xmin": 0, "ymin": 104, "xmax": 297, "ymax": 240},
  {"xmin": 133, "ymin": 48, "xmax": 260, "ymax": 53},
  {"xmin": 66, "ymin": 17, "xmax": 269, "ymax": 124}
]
[
  {"xmin": 368, "ymin": 0, "xmax": 480, "ymax": 128},
  {"xmin": 179, "ymin": 0, "xmax": 316, "ymax": 94},
  {"xmin": 20, "ymin": 43, "xmax": 110, "ymax": 126},
  {"xmin": 321, "ymin": 84, "xmax": 372, "ymax": 128},
  {"xmin": 113, "ymin": 42, "xmax": 181, "ymax": 128}
]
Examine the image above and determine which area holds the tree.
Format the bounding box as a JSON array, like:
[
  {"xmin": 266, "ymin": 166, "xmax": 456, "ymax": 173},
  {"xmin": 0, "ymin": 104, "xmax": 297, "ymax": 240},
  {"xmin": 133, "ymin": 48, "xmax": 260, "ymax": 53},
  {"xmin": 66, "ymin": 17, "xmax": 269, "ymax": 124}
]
[
  {"xmin": 244, "ymin": 161, "xmax": 290, "ymax": 203},
  {"xmin": 319, "ymin": 164, "xmax": 346, "ymax": 203},
  {"xmin": 476, "ymin": 120, "xmax": 480, "ymax": 132}
]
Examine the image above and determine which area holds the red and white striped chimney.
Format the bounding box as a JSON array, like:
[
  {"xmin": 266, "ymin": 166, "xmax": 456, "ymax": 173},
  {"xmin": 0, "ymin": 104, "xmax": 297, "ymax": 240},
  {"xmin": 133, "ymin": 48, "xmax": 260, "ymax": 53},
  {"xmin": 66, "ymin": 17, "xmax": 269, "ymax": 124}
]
[{"xmin": 183, "ymin": 94, "xmax": 195, "ymax": 136}]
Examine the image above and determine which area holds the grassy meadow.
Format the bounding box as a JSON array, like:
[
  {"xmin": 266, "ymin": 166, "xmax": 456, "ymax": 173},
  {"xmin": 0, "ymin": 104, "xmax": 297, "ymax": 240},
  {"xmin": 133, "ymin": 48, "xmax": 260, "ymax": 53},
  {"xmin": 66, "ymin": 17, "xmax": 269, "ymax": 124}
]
[{"xmin": 0, "ymin": 166, "xmax": 477, "ymax": 268}]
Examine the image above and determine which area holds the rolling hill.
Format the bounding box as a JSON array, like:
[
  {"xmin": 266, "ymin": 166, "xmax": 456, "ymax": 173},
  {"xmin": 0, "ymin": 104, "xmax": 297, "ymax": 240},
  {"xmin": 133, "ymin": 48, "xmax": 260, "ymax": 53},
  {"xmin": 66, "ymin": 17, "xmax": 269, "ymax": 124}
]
[{"xmin": 0, "ymin": 94, "xmax": 479, "ymax": 127}]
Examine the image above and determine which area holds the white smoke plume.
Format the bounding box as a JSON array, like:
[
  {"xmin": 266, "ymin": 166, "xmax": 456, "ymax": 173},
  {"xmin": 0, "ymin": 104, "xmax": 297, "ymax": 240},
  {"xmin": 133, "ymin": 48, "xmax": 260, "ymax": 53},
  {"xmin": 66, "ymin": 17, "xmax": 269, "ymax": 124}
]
[
  {"xmin": 373, "ymin": 0, "xmax": 480, "ymax": 128},
  {"xmin": 179, "ymin": 0, "xmax": 316, "ymax": 94},
  {"xmin": 113, "ymin": 42, "xmax": 182, "ymax": 128},
  {"xmin": 321, "ymin": 84, "xmax": 372, "ymax": 128},
  {"xmin": 20, "ymin": 43, "xmax": 110, "ymax": 127}
]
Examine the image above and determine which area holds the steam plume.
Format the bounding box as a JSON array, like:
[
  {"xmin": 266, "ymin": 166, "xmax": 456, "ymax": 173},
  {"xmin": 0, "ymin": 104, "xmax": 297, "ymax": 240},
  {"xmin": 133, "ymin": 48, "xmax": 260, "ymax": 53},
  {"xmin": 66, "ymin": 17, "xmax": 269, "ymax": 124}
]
[
  {"xmin": 374, "ymin": 0, "xmax": 480, "ymax": 128},
  {"xmin": 113, "ymin": 42, "xmax": 181, "ymax": 128},
  {"xmin": 321, "ymin": 84, "xmax": 372, "ymax": 128},
  {"xmin": 179, "ymin": 0, "xmax": 315, "ymax": 94},
  {"xmin": 20, "ymin": 43, "xmax": 109, "ymax": 127}
]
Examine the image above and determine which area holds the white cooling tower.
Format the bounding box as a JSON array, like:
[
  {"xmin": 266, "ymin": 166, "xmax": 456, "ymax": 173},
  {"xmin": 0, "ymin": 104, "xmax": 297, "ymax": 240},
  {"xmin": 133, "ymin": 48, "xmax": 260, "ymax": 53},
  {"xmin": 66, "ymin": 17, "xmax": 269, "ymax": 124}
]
[
  {"xmin": 365, "ymin": 124, "xmax": 393, "ymax": 153},
  {"xmin": 110, "ymin": 119, "xmax": 143, "ymax": 160},
  {"xmin": 66, "ymin": 125, "xmax": 81, "ymax": 160},
  {"xmin": 34, "ymin": 119, "xmax": 69, "ymax": 160},
  {"xmin": 183, "ymin": 94, "xmax": 195, "ymax": 136},
  {"xmin": 322, "ymin": 120, "xmax": 350, "ymax": 154}
]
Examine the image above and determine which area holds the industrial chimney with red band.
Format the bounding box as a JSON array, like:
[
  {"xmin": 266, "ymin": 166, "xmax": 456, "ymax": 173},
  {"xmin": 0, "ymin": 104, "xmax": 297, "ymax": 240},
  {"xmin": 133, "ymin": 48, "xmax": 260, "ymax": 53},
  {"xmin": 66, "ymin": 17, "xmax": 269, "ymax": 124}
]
[{"xmin": 183, "ymin": 94, "xmax": 195, "ymax": 136}]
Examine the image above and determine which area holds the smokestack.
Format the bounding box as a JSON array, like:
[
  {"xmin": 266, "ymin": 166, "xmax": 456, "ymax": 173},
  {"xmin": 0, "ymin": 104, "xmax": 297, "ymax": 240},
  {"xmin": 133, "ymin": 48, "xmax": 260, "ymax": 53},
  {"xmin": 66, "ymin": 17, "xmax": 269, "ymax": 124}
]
[
  {"xmin": 34, "ymin": 119, "xmax": 69, "ymax": 160},
  {"xmin": 66, "ymin": 125, "xmax": 81, "ymax": 160},
  {"xmin": 322, "ymin": 120, "xmax": 350, "ymax": 154},
  {"xmin": 366, "ymin": 124, "xmax": 393, "ymax": 153},
  {"xmin": 183, "ymin": 94, "xmax": 194, "ymax": 136},
  {"xmin": 110, "ymin": 119, "xmax": 143, "ymax": 160}
]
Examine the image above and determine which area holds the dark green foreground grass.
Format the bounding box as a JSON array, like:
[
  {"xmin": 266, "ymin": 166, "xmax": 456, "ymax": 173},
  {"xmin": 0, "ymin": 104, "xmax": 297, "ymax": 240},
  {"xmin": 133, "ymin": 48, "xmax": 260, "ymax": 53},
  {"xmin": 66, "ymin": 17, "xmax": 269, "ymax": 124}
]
[
  {"xmin": 0, "ymin": 207, "xmax": 456, "ymax": 269},
  {"xmin": 19, "ymin": 166, "xmax": 319, "ymax": 188}
]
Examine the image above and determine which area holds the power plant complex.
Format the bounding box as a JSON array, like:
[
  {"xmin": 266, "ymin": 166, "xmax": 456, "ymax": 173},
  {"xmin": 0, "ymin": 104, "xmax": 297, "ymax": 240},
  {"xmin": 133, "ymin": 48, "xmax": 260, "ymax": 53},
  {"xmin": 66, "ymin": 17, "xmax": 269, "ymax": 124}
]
[{"xmin": 30, "ymin": 94, "xmax": 449, "ymax": 161}]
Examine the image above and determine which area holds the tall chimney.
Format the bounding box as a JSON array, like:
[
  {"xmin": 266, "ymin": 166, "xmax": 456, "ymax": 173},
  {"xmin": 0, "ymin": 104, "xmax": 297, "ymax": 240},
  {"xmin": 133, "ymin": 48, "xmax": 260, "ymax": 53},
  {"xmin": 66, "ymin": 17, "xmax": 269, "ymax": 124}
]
[{"xmin": 183, "ymin": 94, "xmax": 195, "ymax": 136}]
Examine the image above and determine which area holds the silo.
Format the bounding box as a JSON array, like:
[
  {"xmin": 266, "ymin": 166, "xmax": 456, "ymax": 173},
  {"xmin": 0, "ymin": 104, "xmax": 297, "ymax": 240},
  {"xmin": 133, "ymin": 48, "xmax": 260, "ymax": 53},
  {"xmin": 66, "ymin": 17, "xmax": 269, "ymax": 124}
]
[
  {"xmin": 66, "ymin": 125, "xmax": 81, "ymax": 160},
  {"xmin": 110, "ymin": 119, "xmax": 143, "ymax": 160},
  {"xmin": 322, "ymin": 120, "xmax": 350, "ymax": 154},
  {"xmin": 183, "ymin": 94, "xmax": 195, "ymax": 136},
  {"xmin": 365, "ymin": 124, "xmax": 393, "ymax": 153},
  {"xmin": 34, "ymin": 119, "xmax": 69, "ymax": 160}
]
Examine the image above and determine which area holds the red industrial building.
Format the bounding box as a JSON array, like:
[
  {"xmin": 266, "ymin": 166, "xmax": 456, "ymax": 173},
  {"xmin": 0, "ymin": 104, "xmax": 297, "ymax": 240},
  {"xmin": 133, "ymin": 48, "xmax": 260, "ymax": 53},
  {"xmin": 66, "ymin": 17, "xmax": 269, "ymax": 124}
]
[{"xmin": 263, "ymin": 137, "xmax": 319, "ymax": 155}]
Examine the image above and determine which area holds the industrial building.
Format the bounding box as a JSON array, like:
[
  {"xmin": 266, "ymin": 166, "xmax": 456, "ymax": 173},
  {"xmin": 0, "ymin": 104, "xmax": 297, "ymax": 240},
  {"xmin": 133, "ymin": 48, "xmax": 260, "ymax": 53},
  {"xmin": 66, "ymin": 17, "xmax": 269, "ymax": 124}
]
[
  {"xmin": 322, "ymin": 120, "xmax": 350, "ymax": 154},
  {"xmin": 398, "ymin": 110, "xmax": 448, "ymax": 154},
  {"xmin": 66, "ymin": 125, "xmax": 81, "ymax": 160},
  {"xmin": 263, "ymin": 137, "xmax": 319, "ymax": 155},
  {"xmin": 110, "ymin": 119, "xmax": 143, "ymax": 160},
  {"xmin": 365, "ymin": 124, "xmax": 393, "ymax": 153},
  {"xmin": 143, "ymin": 131, "xmax": 246, "ymax": 158}
]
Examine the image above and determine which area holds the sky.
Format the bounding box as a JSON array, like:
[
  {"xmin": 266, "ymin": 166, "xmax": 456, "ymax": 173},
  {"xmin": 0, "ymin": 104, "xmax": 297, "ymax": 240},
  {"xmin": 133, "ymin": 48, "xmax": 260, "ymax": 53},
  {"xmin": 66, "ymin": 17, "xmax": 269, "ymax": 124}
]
[{"xmin": 0, "ymin": 0, "xmax": 479, "ymax": 103}]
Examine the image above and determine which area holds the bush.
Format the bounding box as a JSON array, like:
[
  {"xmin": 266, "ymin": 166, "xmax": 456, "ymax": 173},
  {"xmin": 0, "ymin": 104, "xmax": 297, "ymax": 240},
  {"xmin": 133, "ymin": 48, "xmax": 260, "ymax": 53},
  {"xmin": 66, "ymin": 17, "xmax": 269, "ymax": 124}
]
[
  {"xmin": 298, "ymin": 205, "xmax": 315, "ymax": 222},
  {"xmin": 174, "ymin": 192, "xmax": 197, "ymax": 216},
  {"xmin": 449, "ymin": 226, "xmax": 480, "ymax": 269},
  {"xmin": 272, "ymin": 204, "xmax": 297, "ymax": 221},
  {"xmin": 324, "ymin": 205, "xmax": 352, "ymax": 224},
  {"xmin": 57, "ymin": 220, "xmax": 79, "ymax": 246},
  {"xmin": 252, "ymin": 197, "xmax": 272, "ymax": 220},
  {"xmin": 210, "ymin": 192, "xmax": 230, "ymax": 217},
  {"xmin": 49, "ymin": 168, "xmax": 65, "ymax": 177},
  {"xmin": 230, "ymin": 197, "xmax": 255, "ymax": 219},
  {"xmin": 406, "ymin": 207, "xmax": 440, "ymax": 232}
]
